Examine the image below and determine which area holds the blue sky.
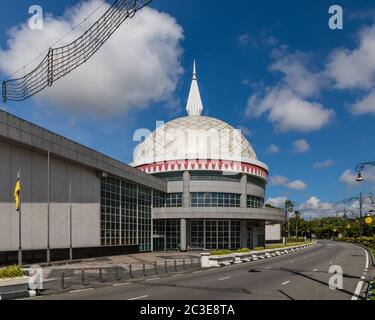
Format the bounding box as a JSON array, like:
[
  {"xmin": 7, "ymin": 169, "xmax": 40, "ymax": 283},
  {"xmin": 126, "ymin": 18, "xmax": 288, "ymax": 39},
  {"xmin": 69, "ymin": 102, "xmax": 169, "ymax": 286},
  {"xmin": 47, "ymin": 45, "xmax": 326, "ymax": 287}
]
[{"xmin": 1, "ymin": 0, "xmax": 375, "ymax": 215}]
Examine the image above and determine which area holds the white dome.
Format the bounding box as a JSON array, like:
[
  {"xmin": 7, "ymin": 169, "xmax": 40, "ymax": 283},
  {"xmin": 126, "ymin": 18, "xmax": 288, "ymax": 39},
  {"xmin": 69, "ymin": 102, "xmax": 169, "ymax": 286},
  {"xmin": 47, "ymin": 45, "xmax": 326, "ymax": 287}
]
[
  {"xmin": 131, "ymin": 61, "xmax": 268, "ymax": 180},
  {"xmin": 132, "ymin": 115, "xmax": 258, "ymax": 167}
]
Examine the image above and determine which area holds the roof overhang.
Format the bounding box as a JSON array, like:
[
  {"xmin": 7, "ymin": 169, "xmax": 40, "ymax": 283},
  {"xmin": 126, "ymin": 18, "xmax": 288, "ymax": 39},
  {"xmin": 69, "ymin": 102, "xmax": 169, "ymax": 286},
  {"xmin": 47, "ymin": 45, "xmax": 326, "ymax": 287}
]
[{"xmin": 152, "ymin": 207, "xmax": 284, "ymax": 223}]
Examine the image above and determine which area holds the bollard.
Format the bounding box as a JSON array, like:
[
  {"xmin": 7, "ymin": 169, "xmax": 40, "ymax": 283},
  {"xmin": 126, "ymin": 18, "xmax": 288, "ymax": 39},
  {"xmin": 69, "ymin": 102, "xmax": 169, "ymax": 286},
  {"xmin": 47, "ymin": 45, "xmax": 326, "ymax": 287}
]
[
  {"xmin": 99, "ymin": 268, "xmax": 103, "ymax": 283},
  {"xmin": 183, "ymin": 259, "xmax": 186, "ymax": 270},
  {"xmin": 154, "ymin": 262, "xmax": 158, "ymax": 275},
  {"xmin": 143, "ymin": 263, "xmax": 146, "ymax": 277},
  {"xmin": 164, "ymin": 261, "xmax": 168, "ymax": 273},
  {"xmin": 81, "ymin": 269, "xmax": 85, "ymax": 286},
  {"xmin": 129, "ymin": 264, "xmax": 133, "ymax": 279},
  {"xmin": 174, "ymin": 260, "xmax": 177, "ymax": 272},
  {"xmin": 61, "ymin": 271, "xmax": 65, "ymax": 290}
]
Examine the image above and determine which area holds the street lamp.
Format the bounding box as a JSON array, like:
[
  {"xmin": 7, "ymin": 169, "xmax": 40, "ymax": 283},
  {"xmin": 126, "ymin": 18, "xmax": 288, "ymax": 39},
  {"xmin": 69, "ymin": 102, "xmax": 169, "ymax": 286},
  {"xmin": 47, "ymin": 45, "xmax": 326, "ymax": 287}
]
[{"xmin": 355, "ymin": 161, "xmax": 375, "ymax": 182}]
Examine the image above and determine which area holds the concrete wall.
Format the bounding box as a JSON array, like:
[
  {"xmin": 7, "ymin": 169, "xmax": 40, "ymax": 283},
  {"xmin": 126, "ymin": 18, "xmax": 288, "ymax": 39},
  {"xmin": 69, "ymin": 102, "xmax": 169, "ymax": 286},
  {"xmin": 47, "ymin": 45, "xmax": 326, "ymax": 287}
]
[
  {"xmin": 0, "ymin": 140, "xmax": 100, "ymax": 251},
  {"xmin": 266, "ymin": 224, "xmax": 282, "ymax": 242},
  {"xmin": 167, "ymin": 180, "xmax": 265, "ymax": 198}
]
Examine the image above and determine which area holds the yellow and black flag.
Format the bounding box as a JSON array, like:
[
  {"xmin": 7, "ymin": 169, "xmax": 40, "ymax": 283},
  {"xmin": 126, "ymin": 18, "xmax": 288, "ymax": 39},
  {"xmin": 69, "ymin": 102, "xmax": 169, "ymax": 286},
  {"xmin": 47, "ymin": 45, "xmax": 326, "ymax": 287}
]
[{"xmin": 14, "ymin": 171, "xmax": 21, "ymax": 212}]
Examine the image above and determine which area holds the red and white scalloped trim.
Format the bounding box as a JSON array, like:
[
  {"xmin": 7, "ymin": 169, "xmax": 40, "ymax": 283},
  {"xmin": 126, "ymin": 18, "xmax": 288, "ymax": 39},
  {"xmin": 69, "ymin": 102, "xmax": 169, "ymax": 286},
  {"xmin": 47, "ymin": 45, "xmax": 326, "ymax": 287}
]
[{"xmin": 135, "ymin": 159, "xmax": 268, "ymax": 181}]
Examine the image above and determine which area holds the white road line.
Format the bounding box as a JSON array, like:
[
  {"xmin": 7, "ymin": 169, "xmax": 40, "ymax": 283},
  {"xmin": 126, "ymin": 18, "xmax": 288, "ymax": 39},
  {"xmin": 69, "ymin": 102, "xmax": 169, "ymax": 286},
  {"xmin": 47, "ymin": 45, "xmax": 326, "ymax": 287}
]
[
  {"xmin": 146, "ymin": 277, "xmax": 161, "ymax": 281},
  {"xmin": 193, "ymin": 271, "xmax": 202, "ymax": 274},
  {"xmin": 219, "ymin": 277, "xmax": 231, "ymax": 281},
  {"xmin": 281, "ymin": 281, "xmax": 291, "ymax": 286},
  {"xmin": 128, "ymin": 295, "xmax": 149, "ymax": 301},
  {"xmin": 351, "ymin": 248, "xmax": 369, "ymax": 301},
  {"xmin": 361, "ymin": 276, "xmax": 366, "ymax": 280},
  {"xmin": 113, "ymin": 283, "xmax": 130, "ymax": 287},
  {"xmin": 313, "ymin": 269, "xmax": 318, "ymax": 272},
  {"xmin": 69, "ymin": 288, "xmax": 94, "ymax": 294}
]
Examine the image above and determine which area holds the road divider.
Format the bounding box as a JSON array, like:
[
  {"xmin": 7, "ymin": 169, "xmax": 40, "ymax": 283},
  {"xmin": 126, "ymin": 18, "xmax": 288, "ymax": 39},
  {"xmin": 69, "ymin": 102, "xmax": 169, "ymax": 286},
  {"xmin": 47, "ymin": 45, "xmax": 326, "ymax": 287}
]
[{"xmin": 200, "ymin": 242, "xmax": 317, "ymax": 268}]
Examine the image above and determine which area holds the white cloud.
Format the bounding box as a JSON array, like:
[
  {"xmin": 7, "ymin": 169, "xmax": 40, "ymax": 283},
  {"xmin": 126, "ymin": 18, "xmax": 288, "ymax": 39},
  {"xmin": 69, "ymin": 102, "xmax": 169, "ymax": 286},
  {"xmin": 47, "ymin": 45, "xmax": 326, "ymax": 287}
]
[
  {"xmin": 266, "ymin": 144, "xmax": 280, "ymax": 154},
  {"xmin": 340, "ymin": 167, "xmax": 375, "ymax": 188},
  {"xmin": 300, "ymin": 196, "xmax": 334, "ymax": 211},
  {"xmin": 270, "ymin": 175, "xmax": 288, "ymax": 186},
  {"xmin": 287, "ymin": 180, "xmax": 307, "ymax": 191},
  {"xmin": 326, "ymin": 24, "xmax": 375, "ymax": 90},
  {"xmin": 270, "ymin": 50, "xmax": 325, "ymax": 98},
  {"xmin": 339, "ymin": 169, "xmax": 359, "ymax": 188},
  {"xmin": 266, "ymin": 196, "xmax": 287, "ymax": 208},
  {"xmin": 237, "ymin": 33, "xmax": 258, "ymax": 48},
  {"xmin": 351, "ymin": 89, "xmax": 375, "ymax": 116},
  {"xmin": 0, "ymin": 1, "xmax": 184, "ymax": 116},
  {"xmin": 299, "ymin": 196, "xmax": 337, "ymax": 218},
  {"xmin": 313, "ymin": 159, "xmax": 334, "ymax": 169},
  {"xmin": 247, "ymin": 87, "xmax": 334, "ymax": 132},
  {"xmin": 293, "ymin": 139, "xmax": 310, "ymax": 153},
  {"xmin": 269, "ymin": 175, "xmax": 307, "ymax": 191}
]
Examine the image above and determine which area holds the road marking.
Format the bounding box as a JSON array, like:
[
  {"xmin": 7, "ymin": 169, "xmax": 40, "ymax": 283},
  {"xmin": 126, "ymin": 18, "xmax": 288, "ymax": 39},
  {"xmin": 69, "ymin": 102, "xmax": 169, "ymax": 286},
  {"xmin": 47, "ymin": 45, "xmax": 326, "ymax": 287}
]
[
  {"xmin": 265, "ymin": 267, "xmax": 271, "ymax": 270},
  {"xmin": 361, "ymin": 276, "xmax": 366, "ymax": 280},
  {"xmin": 219, "ymin": 277, "xmax": 231, "ymax": 281},
  {"xmin": 128, "ymin": 295, "xmax": 149, "ymax": 301},
  {"xmin": 290, "ymin": 261, "xmax": 295, "ymax": 264},
  {"xmin": 281, "ymin": 281, "xmax": 291, "ymax": 286},
  {"xmin": 351, "ymin": 248, "xmax": 369, "ymax": 301},
  {"xmin": 69, "ymin": 288, "xmax": 94, "ymax": 294},
  {"xmin": 313, "ymin": 269, "xmax": 318, "ymax": 272},
  {"xmin": 113, "ymin": 283, "xmax": 130, "ymax": 287},
  {"xmin": 193, "ymin": 271, "xmax": 202, "ymax": 274},
  {"xmin": 146, "ymin": 277, "xmax": 161, "ymax": 281}
]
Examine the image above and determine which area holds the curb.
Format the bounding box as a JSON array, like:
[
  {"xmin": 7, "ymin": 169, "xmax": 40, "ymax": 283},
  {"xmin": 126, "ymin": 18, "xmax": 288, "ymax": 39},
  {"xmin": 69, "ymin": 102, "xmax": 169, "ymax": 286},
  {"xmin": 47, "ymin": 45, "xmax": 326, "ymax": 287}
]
[{"xmin": 0, "ymin": 290, "xmax": 36, "ymax": 300}]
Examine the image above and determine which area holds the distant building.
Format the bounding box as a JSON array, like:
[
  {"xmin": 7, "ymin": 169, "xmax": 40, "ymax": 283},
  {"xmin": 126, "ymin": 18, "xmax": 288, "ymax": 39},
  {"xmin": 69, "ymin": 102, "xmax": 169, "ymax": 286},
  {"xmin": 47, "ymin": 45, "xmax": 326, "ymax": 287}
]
[{"xmin": 0, "ymin": 62, "xmax": 283, "ymax": 265}]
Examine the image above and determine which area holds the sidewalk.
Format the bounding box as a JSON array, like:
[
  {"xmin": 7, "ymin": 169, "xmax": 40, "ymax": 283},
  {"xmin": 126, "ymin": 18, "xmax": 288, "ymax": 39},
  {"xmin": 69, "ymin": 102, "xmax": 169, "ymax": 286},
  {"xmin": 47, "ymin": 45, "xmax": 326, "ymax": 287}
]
[{"xmin": 35, "ymin": 251, "xmax": 202, "ymax": 296}]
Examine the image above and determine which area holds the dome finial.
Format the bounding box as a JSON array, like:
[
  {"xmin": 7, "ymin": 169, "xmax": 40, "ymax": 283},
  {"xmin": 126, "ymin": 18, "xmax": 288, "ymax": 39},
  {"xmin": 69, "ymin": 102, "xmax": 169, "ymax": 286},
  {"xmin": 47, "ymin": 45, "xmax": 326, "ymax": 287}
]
[{"xmin": 186, "ymin": 60, "xmax": 203, "ymax": 116}]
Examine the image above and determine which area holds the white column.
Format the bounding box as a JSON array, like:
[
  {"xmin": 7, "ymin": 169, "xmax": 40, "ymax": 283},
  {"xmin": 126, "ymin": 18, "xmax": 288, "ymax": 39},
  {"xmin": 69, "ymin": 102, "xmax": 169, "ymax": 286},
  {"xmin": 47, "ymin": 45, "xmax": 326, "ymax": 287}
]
[
  {"xmin": 183, "ymin": 171, "xmax": 191, "ymax": 208},
  {"xmin": 240, "ymin": 174, "xmax": 247, "ymax": 208},
  {"xmin": 180, "ymin": 218, "xmax": 187, "ymax": 251}
]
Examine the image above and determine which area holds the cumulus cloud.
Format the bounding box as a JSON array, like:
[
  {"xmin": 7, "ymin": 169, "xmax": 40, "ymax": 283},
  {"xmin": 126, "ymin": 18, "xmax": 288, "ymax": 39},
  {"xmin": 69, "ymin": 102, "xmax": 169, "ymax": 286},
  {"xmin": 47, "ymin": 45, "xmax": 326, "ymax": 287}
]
[
  {"xmin": 246, "ymin": 87, "xmax": 334, "ymax": 132},
  {"xmin": 265, "ymin": 144, "xmax": 280, "ymax": 154},
  {"xmin": 298, "ymin": 196, "xmax": 337, "ymax": 218},
  {"xmin": 351, "ymin": 90, "xmax": 375, "ymax": 116},
  {"xmin": 300, "ymin": 196, "xmax": 334, "ymax": 211},
  {"xmin": 326, "ymin": 24, "xmax": 375, "ymax": 91},
  {"xmin": 313, "ymin": 159, "xmax": 334, "ymax": 169},
  {"xmin": 269, "ymin": 175, "xmax": 307, "ymax": 191},
  {"xmin": 270, "ymin": 50, "xmax": 326, "ymax": 98},
  {"xmin": 270, "ymin": 175, "xmax": 289, "ymax": 186},
  {"xmin": 266, "ymin": 196, "xmax": 287, "ymax": 208},
  {"xmin": 339, "ymin": 169, "xmax": 359, "ymax": 188},
  {"xmin": 287, "ymin": 180, "xmax": 307, "ymax": 191},
  {"xmin": 340, "ymin": 167, "xmax": 375, "ymax": 188},
  {"xmin": 0, "ymin": 0, "xmax": 184, "ymax": 116},
  {"xmin": 293, "ymin": 139, "xmax": 310, "ymax": 153}
]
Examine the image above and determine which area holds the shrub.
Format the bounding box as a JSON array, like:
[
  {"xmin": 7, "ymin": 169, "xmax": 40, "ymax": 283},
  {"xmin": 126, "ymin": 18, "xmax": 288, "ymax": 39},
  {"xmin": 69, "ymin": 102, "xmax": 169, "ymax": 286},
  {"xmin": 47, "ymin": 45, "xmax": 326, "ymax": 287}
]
[
  {"xmin": 0, "ymin": 265, "xmax": 24, "ymax": 279},
  {"xmin": 236, "ymin": 248, "xmax": 251, "ymax": 253},
  {"xmin": 209, "ymin": 250, "xmax": 233, "ymax": 256}
]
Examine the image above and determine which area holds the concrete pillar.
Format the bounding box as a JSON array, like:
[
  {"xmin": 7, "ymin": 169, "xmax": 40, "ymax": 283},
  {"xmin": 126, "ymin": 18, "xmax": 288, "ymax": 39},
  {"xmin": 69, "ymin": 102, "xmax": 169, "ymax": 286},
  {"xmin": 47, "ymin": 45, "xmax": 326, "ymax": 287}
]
[
  {"xmin": 240, "ymin": 174, "xmax": 247, "ymax": 208},
  {"xmin": 180, "ymin": 219, "xmax": 187, "ymax": 251},
  {"xmin": 183, "ymin": 171, "xmax": 191, "ymax": 208},
  {"xmin": 240, "ymin": 220, "xmax": 247, "ymax": 249}
]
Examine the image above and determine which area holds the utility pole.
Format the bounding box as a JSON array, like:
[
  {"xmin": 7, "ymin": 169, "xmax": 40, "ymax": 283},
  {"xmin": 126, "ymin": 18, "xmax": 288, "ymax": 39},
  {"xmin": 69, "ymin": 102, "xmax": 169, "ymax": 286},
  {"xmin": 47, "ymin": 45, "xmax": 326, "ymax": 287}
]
[
  {"xmin": 359, "ymin": 192, "xmax": 363, "ymax": 237},
  {"xmin": 47, "ymin": 150, "xmax": 51, "ymax": 262}
]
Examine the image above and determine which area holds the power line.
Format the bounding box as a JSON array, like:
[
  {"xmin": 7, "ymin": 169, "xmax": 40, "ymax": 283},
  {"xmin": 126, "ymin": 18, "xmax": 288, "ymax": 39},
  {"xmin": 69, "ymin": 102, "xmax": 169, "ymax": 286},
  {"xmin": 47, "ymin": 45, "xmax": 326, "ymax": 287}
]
[{"xmin": 2, "ymin": 0, "xmax": 153, "ymax": 103}]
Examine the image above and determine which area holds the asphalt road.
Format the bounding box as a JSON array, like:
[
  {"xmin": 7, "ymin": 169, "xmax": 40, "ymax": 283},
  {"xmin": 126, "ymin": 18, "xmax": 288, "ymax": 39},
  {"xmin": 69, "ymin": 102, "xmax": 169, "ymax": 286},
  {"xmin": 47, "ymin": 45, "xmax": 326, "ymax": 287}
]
[{"xmin": 32, "ymin": 241, "xmax": 372, "ymax": 300}]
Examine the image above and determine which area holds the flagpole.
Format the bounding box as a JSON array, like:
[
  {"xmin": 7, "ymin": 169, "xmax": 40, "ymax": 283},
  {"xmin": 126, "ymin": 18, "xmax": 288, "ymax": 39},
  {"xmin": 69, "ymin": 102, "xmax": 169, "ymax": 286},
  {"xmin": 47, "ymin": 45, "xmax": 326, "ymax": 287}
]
[
  {"xmin": 18, "ymin": 170, "xmax": 22, "ymax": 266},
  {"xmin": 47, "ymin": 150, "xmax": 51, "ymax": 262}
]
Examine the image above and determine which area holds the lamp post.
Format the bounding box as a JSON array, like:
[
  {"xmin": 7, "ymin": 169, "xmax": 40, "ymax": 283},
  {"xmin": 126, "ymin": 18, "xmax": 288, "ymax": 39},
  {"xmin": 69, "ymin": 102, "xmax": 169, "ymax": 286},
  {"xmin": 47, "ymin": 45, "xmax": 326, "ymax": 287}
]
[
  {"xmin": 343, "ymin": 194, "xmax": 375, "ymax": 237},
  {"xmin": 355, "ymin": 161, "xmax": 375, "ymax": 182}
]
